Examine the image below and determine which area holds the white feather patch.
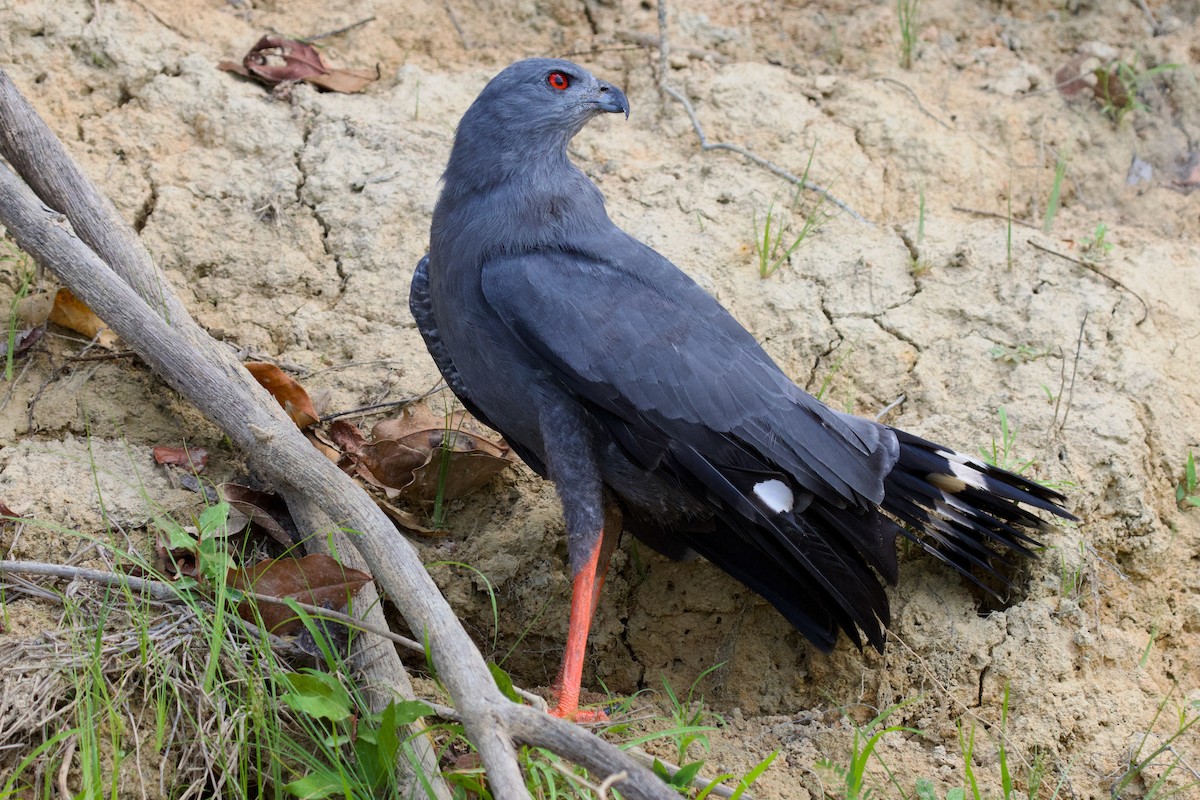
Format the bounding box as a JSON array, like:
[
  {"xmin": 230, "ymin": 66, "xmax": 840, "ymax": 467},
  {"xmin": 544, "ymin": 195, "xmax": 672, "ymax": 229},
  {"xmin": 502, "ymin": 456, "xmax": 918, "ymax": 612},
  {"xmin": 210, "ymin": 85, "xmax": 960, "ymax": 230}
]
[
  {"xmin": 753, "ymin": 479, "xmax": 794, "ymax": 514},
  {"xmin": 947, "ymin": 460, "xmax": 988, "ymax": 489},
  {"xmin": 937, "ymin": 449, "xmax": 989, "ymax": 471},
  {"xmin": 927, "ymin": 458, "xmax": 988, "ymax": 493}
]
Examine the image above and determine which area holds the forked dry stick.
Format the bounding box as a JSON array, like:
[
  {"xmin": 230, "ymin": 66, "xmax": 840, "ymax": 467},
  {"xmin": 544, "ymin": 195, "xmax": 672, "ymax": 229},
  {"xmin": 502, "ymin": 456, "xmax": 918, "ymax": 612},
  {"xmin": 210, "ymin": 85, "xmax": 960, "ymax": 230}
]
[
  {"xmin": 0, "ymin": 68, "xmax": 676, "ymax": 800},
  {"xmin": 653, "ymin": 0, "xmax": 869, "ymax": 224},
  {"xmin": 0, "ymin": 558, "xmax": 749, "ymax": 799}
]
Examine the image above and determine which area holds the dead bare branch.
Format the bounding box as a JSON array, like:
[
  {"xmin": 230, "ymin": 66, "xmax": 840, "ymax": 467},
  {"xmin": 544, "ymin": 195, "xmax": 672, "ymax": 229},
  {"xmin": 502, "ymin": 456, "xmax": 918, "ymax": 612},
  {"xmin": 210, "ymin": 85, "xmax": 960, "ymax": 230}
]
[
  {"xmin": 1027, "ymin": 238, "xmax": 1149, "ymax": 324},
  {"xmin": 0, "ymin": 67, "xmax": 675, "ymax": 799},
  {"xmin": 653, "ymin": 0, "xmax": 869, "ymax": 224}
]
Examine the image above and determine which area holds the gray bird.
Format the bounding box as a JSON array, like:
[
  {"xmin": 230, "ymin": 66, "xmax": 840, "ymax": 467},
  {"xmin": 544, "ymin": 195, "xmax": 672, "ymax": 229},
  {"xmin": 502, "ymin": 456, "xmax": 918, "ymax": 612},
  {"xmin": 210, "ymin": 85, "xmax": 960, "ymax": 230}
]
[{"xmin": 411, "ymin": 58, "xmax": 1074, "ymax": 720}]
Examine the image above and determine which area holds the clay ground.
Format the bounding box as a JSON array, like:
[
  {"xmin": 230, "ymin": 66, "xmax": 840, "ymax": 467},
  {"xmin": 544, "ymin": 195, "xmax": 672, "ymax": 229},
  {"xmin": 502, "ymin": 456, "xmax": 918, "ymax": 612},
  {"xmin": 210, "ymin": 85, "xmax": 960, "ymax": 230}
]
[{"xmin": 1, "ymin": 0, "xmax": 1199, "ymax": 797}]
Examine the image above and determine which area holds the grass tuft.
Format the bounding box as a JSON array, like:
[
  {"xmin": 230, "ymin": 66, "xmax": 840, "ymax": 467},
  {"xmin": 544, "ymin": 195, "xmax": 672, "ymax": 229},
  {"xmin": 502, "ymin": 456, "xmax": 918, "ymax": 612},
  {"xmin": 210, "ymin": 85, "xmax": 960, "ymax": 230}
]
[
  {"xmin": 818, "ymin": 698, "xmax": 923, "ymax": 799},
  {"xmin": 1095, "ymin": 57, "xmax": 1179, "ymax": 125},
  {"xmin": 752, "ymin": 146, "xmax": 831, "ymax": 279},
  {"xmin": 1079, "ymin": 222, "xmax": 1113, "ymax": 261},
  {"xmin": 897, "ymin": 0, "xmax": 921, "ymax": 69},
  {"xmin": 1110, "ymin": 685, "xmax": 1200, "ymax": 798},
  {"xmin": 1176, "ymin": 450, "xmax": 1199, "ymax": 510},
  {"xmin": 1042, "ymin": 152, "xmax": 1068, "ymax": 234}
]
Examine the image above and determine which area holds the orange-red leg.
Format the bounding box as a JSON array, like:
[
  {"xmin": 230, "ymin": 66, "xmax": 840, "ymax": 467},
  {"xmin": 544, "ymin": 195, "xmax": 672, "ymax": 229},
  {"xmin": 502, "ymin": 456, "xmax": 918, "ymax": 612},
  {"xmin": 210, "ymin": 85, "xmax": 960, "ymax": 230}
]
[{"xmin": 549, "ymin": 522, "xmax": 618, "ymax": 722}]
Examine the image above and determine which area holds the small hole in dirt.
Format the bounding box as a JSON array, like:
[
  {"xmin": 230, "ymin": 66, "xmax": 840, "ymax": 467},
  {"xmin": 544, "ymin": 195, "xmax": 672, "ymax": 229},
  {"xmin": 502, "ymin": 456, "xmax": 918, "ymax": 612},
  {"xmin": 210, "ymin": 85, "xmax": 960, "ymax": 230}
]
[{"xmin": 665, "ymin": 580, "xmax": 674, "ymax": 592}]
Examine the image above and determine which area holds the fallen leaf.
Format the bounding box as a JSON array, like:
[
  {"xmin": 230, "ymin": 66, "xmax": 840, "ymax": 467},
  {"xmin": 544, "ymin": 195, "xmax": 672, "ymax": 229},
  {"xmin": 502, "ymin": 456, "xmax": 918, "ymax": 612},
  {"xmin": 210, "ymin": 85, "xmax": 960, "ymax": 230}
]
[
  {"xmin": 366, "ymin": 407, "xmax": 518, "ymax": 504},
  {"xmin": 229, "ymin": 554, "xmax": 372, "ymax": 634},
  {"xmin": 305, "ymin": 67, "xmax": 379, "ymax": 94},
  {"xmin": 356, "ymin": 437, "xmax": 430, "ymax": 493},
  {"xmin": 1055, "ymin": 53, "xmax": 1096, "ymax": 99},
  {"xmin": 48, "ymin": 288, "xmax": 119, "ymax": 349},
  {"xmin": 219, "ymin": 35, "xmax": 378, "ymax": 94},
  {"xmin": 1092, "ymin": 66, "xmax": 1130, "ymax": 112},
  {"xmin": 155, "ymin": 537, "xmax": 200, "ymax": 580},
  {"xmin": 152, "ymin": 445, "xmax": 208, "ymax": 472},
  {"xmin": 221, "ymin": 482, "xmax": 297, "ymax": 547},
  {"xmin": 0, "ymin": 501, "xmax": 23, "ymax": 520},
  {"xmin": 14, "ymin": 291, "xmax": 54, "ymax": 327},
  {"xmin": 246, "ymin": 361, "xmax": 319, "ymax": 428},
  {"xmin": 326, "ymin": 409, "xmax": 517, "ymax": 530},
  {"xmin": 328, "ymin": 419, "xmax": 369, "ymax": 454},
  {"xmin": 12, "ymin": 325, "xmax": 44, "ymax": 356},
  {"xmin": 411, "ymin": 448, "xmax": 515, "ymax": 504},
  {"xmin": 450, "ymin": 752, "xmax": 483, "ymax": 772}
]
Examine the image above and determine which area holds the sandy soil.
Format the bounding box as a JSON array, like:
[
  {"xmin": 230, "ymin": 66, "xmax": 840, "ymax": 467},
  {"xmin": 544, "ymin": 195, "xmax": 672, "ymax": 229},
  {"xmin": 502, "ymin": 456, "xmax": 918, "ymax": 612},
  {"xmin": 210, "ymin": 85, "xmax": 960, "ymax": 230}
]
[{"xmin": 2, "ymin": 0, "xmax": 1199, "ymax": 797}]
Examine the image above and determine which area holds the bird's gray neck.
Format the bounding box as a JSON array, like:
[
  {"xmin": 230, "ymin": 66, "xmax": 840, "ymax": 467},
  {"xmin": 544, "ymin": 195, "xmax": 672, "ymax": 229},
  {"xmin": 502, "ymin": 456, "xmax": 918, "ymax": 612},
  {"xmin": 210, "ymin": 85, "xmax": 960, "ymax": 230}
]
[{"xmin": 433, "ymin": 146, "xmax": 611, "ymax": 264}]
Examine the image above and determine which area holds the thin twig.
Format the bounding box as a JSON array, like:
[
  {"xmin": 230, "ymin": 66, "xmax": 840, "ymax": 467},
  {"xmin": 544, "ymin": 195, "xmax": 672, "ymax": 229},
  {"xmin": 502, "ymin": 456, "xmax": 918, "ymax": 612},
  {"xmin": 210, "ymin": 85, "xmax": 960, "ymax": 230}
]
[
  {"xmin": 612, "ymin": 31, "xmax": 728, "ymax": 64},
  {"xmin": 66, "ymin": 350, "xmax": 137, "ymax": 362},
  {"xmin": 874, "ymin": 77, "xmax": 951, "ymax": 129},
  {"xmin": 1027, "ymin": 239, "xmax": 1149, "ymax": 324},
  {"xmin": 1135, "ymin": 0, "xmax": 1162, "ymax": 35},
  {"xmin": 442, "ymin": 1, "xmax": 470, "ymax": 49},
  {"xmin": 0, "ymin": 559, "xmax": 554, "ymax": 714},
  {"xmin": 952, "ymin": 205, "xmax": 1038, "ymax": 229},
  {"xmin": 599, "ymin": 770, "xmax": 629, "ymax": 799},
  {"xmin": 656, "ymin": 0, "xmax": 669, "ymax": 84},
  {"xmin": 304, "ymin": 16, "xmax": 376, "ymax": 42},
  {"xmin": 0, "ymin": 62, "xmax": 676, "ymax": 800},
  {"xmin": 319, "ymin": 382, "xmax": 446, "ymax": 423},
  {"xmin": 1052, "ymin": 313, "xmax": 1086, "ymax": 435},
  {"xmin": 56, "ymin": 734, "xmax": 75, "ymax": 800},
  {"xmin": 875, "ymin": 394, "xmax": 906, "ymax": 422},
  {"xmin": 653, "ymin": 0, "xmax": 869, "ymax": 225}
]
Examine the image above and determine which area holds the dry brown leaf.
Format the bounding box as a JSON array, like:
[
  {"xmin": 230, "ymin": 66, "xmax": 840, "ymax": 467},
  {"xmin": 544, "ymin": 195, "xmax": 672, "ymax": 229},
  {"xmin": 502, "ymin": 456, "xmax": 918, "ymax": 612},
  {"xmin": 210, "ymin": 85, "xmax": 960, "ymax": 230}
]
[
  {"xmin": 48, "ymin": 288, "xmax": 119, "ymax": 349},
  {"xmin": 155, "ymin": 540, "xmax": 200, "ymax": 581},
  {"xmin": 357, "ymin": 438, "xmax": 431, "ymax": 491},
  {"xmin": 152, "ymin": 445, "xmax": 208, "ymax": 472},
  {"xmin": 245, "ymin": 361, "xmax": 319, "ymax": 428},
  {"xmin": 327, "ymin": 419, "xmax": 369, "ymax": 454},
  {"xmin": 369, "ymin": 407, "xmax": 518, "ymax": 504},
  {"xmin": 220, "ymin": 482, "xmax": 296, "ymax": 547},
  {"xmin": 325, "ymin": 409, "xmax": 516, "ymax": 530},
  {"xmin": 13, "ymin": 291, "xmax": 53, "ymax": 327},
  {"xmin": 12, "ymin": 325, "xmax": 44, "ymax": 356},
  {"xmin": 229, "ymin": 554, "xmax": 372, "ymax": 634},
  {"xmin": 1055, "ymin": 53, "xmax": 1097, "ymax": 99},
  {"xmin": 306, "ymin": 68, "xmax": 379, "ymax": 94},
  {"xmin": 218, "ymin": 35, "xmax": 377, "ymax": 94},
  {"xmin": 407, "ymin": 449, "xmax": 516, "ymax": 504},
  {"xmin": 333, "ymin": 406, "xmax": 517, "ymax": 503}
]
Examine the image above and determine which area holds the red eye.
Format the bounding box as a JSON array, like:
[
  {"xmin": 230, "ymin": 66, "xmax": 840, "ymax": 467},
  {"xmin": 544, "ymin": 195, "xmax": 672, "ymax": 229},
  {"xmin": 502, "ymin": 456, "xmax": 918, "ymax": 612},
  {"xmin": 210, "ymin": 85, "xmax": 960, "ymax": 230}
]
[{"xmin": 547, "ymin": 71, "xmax": 570, "ymax": 91}]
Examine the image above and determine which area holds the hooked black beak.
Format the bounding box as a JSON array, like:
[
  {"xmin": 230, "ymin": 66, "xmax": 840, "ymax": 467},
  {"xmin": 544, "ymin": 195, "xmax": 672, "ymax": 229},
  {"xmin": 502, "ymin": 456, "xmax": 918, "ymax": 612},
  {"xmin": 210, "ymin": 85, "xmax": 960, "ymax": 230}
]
[{"xmin": 594, "ymin": 81, "xmax": 629, "ymax": 119}]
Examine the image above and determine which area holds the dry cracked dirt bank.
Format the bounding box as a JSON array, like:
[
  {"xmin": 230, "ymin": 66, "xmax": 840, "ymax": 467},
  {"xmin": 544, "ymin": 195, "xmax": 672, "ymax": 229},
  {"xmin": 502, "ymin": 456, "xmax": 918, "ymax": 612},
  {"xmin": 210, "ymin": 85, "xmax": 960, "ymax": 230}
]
[{"xmin": 1, "ymin": 0, "xmax": 1199, "ymax": 797}]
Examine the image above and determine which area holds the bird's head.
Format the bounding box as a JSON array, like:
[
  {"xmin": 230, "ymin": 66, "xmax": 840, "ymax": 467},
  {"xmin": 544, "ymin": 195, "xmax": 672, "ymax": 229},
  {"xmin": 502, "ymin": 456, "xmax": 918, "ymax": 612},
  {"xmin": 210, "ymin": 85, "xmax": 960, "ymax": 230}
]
[{"xmin": 446, "ymin": 58, "xmax": 629, "ymax": 180}]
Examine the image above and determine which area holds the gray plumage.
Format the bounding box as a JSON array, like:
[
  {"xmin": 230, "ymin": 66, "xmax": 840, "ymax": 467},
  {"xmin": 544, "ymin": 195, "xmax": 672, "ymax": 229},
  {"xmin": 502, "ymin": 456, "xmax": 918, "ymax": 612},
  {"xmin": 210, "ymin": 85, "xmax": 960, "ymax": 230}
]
[{"xmin": 411, "ymin": 58, "xmax": 1074, "ymax": 652}]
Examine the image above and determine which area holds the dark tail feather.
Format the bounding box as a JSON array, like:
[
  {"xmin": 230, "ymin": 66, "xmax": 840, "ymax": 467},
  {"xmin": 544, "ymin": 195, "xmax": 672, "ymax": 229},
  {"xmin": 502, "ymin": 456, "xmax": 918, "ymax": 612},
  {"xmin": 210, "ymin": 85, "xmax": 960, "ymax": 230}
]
[{"xmin": 882, "ymin": 428, "xmax": 1076, "ymax": 591}]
